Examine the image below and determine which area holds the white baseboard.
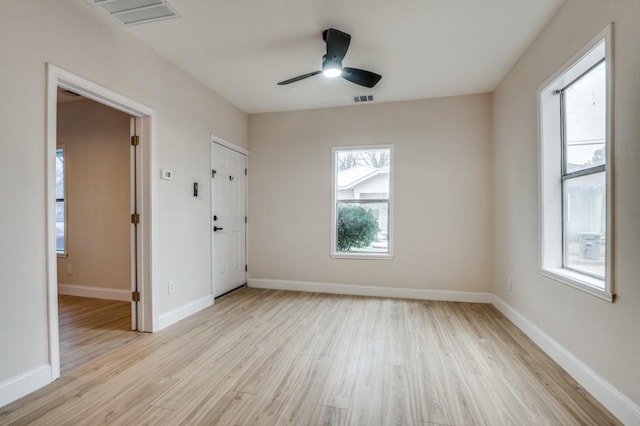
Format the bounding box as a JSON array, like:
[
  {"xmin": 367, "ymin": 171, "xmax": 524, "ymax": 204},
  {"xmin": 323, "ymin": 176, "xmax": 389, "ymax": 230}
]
[
  {"xmin": 492, "ymin": 296, "xmax": 640, "ymax": 425},
  {"xmin": 157, "ymin": 295, "xmax": 214, "ymax": 331},
  {"xmin": 247, "ymin": 278, "xmax": 493, "ymax": 303},
  {"xmin": 58, "ymin": 284, "xmax": 130, "ymax": 301},
  {"xmin": 0, "ymin": 365, "xmax": 51, "ymax": 408}
]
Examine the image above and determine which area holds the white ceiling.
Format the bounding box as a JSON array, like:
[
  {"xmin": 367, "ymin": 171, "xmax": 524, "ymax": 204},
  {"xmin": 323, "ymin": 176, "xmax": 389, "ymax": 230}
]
[{"xmin": 115, "ymin": 0, "xmax": 564, "ymax": 114}]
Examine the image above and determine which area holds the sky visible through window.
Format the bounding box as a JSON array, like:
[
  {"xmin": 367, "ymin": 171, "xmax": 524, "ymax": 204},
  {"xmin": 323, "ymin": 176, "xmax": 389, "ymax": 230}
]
[{"xmin": 564, "ymin": 61, "xmax": 606, "ymax": 173}]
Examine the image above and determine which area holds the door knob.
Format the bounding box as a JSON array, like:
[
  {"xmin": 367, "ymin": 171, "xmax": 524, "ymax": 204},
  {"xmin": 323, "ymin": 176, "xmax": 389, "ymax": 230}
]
[{"xmin": 214, "ymin": 226, "xmax": 224, "ymax": 232}]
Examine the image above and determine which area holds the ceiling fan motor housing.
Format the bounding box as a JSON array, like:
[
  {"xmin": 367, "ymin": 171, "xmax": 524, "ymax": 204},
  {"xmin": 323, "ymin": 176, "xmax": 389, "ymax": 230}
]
[{"xmin": 322, "ymin": 54, "xmax": 343, "ymax": 74}]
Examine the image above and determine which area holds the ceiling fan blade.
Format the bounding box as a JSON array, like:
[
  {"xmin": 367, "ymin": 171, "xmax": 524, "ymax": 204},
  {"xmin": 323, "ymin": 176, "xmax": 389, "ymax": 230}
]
[
  {"xmin": 341, "ymin": 67, "xmax": 382, "ymax": 88},
  {"xmin": 323, "ymin": 28, "xmax": 351, "ymax": 61},
  {"xmin": 277, "ymin": 70, "xmax": 322, "ymax": 85}
]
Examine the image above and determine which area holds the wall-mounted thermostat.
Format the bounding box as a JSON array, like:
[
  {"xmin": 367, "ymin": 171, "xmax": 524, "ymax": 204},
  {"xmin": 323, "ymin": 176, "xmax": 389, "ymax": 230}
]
[{"xmin": 161, "ymin": 169, "xmax": 173, "ymax": 180}]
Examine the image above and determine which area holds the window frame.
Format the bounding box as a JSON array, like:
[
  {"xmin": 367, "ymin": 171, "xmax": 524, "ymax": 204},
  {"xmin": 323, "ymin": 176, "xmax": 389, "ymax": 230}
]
[
  {"xmin": 330, "ymin": 144, "xmax": 394, "ymax": 260},
  {"xmin": 56, "ymin": 145, "xmax": 68, "ymax": 257},
  {"xmin": 538, "ymin": 24, "xmax": 614, "ymax": 301}
]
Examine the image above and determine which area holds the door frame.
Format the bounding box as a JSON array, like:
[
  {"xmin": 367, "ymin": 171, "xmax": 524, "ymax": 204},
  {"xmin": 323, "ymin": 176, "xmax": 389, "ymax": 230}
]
[
  {"xmin": 46, "ymin": 64, "xmax": 157, "ymax": 381},
  {"xmin": 210, "ymin": 134, "xmax": 248, "ymax": 298}
]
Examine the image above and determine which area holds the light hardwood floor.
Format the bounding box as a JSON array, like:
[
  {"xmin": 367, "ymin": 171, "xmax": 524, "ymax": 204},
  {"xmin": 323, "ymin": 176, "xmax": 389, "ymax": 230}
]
[
  {"xmin": 1, "ymin": 288, "xmax": 620, "ymax": 425},
  {"xmin": 57, "ymin": 295, "xmax": 141, "ymax": 375}
]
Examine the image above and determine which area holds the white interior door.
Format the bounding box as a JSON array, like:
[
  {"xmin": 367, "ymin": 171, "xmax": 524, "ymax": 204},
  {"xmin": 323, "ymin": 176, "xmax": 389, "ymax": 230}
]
[{"xmin": 212, "ymin": 142, "xmax": 246, "ymax": 297}]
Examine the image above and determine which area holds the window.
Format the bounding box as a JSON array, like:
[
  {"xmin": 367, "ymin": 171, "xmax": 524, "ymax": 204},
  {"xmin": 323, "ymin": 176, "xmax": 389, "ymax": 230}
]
[
  {"xmin": 539, "ymin": 25, "xmax": 613, "ymax": 301},
  {"xmin": 331, "ymin": 146, "xmax": 393, "ymax": 258},
  {"xmin": 561, "ymin": 61, "xmax": 606, "ymax": 278},
  {"xmin": 55, "ymin": 147, "xmax": 66, "ymax": 255}
]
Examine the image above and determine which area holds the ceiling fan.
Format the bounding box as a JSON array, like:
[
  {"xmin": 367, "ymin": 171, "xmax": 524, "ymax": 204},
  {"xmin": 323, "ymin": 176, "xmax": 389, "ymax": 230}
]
[{"xmin": 277, "ymin": 28, "xmax": 382, "ymax": 88}]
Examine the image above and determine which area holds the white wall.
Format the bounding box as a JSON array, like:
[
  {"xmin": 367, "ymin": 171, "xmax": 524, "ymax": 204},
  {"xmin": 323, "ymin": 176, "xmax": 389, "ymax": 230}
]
[
  {"xmin": 57, "ymin": 99, "xmax": 131, "ymax": 292},
  {"xmin": 492, "ymin": 0, "xmax": 640, "ymax": 407},
  {"xmin": 248, "ymin": 95, "xmax": 492, "ymax": 292},
  {"xmin": 0, "ymin": 0, "xmax": 247, "ymax": 389}
]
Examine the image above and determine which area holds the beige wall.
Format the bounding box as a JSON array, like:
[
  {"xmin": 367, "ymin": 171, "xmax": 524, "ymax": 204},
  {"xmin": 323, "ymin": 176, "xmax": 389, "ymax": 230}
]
[
  {"xmin": 3, "ymin": 0, "xmax": 638, "ymax": 415},
  {"xmin": 56, "ymin": 100, "xmax": 131, "ymax": 291},
  {"xmin": 0, "ymin": 0, "xmax": 247, "ymax": 385},
  {"xmin": 492, "ymin": 0, "xmax": 640, "ymax": 406},
  {"xmin": 248, "ymin": 95, "xmax": 492, "ymax": 291}
]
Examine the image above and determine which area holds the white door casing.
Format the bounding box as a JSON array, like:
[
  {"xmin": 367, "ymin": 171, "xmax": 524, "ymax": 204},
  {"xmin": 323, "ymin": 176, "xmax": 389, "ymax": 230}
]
[
  {"xmin": 129, "ymin": 117, "xmax": 139, "ymax": 331},
  {"xmin": 46, "ymin": 64, "xmax": 157, "ymax": 381},
  {"xmin": 211, "ymin": 140, "xmax": 246, "ymax": 297}
]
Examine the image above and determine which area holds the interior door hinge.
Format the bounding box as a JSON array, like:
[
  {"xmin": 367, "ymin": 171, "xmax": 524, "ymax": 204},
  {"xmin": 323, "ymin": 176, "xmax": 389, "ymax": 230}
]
[
  {"xmin": 132, "ymin": 291, "xmax": 140, "ymax": 302},
  {"xmin": 245, "ymin": 168, "xmax": 247, "ymax": 176},
  {"xmin": 131, "ymin": 213, "xmax": 140, "ymax": 224},
  {"xmin": 131, "ymin": 135, "xmax": 139, "ymax": 146},
  {"xmin": 212, "ymin": 169, "xmax": 217, "ymax": 178},
  {"xmin": 245, "ymin": 216, "xmax": 247, "ymax": 224},
  {"xmin": 245, "ymin": 264, "xmax": 248, "ymax": 272}
]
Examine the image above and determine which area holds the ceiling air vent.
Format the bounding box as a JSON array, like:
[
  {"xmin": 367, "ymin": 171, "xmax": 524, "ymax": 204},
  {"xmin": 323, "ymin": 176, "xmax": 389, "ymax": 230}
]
[
  {"xmin": 353, "ymin": 95, "xmax": 374, "ymax": 104},
  {"xmin": 93, "ymin": 0, "xmax": 181, "ymax": 26}
]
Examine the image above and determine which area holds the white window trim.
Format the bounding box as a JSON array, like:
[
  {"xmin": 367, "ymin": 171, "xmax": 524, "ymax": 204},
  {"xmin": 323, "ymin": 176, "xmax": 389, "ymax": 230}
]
[
  {"xmin": 331, "ymin": 144, "xmax": 394, "ymax": 260},
  {"xmin": 56, "ymin": 145, "xmax": 68, "ymax": 258},
  {"xmin": 538, "ymin": 24, "xmax": 614, "ymax": 302}
]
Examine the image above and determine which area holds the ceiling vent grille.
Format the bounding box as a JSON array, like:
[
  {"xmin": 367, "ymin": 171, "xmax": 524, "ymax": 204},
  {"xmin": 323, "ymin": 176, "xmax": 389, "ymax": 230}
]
[
  {"xmin": 353, "ymin": 95, "xmax": 374, "ymax": 104},
  {"xmin": 93, "ymin": 0, "xmax": 181, "ymax": 26}
]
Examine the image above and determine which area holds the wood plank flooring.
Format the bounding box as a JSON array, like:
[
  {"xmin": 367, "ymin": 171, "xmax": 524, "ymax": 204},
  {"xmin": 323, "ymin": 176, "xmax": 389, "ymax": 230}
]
[
  {"xmin": 1, "ymin": 288, "xmax": 620, "ymax": 425},
  {"xmin": 58, "ymin": 295, "xmax": 140, "ymax": 375}
]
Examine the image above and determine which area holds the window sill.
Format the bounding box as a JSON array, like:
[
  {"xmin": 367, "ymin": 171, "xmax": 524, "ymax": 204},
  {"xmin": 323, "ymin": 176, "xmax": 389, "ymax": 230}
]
[
  {"xmin": 57, "ymin": 252, "xmax": 68, "ymax": 258},
  {"xmin": 541, "ymin": 267, "xmax": 614, "ymax": 302},
  {"xmin": 331, "ymin": 252, "xmax": 393, "ymax": 260}
]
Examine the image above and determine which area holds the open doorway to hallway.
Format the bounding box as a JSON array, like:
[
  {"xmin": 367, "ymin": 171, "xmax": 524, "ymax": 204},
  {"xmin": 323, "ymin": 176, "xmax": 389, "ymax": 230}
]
[
  {"xmin": 47, "ymin": 65, "xmax": 156, "ymax": 380},
  {"xmin": 55, "ymin": 88, "xmax": 139, "ymax": 374}
]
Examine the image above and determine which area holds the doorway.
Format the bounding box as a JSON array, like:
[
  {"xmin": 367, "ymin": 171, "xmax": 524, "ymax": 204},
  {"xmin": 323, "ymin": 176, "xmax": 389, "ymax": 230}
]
[
  {"xmin": 55, "ymin": 90, "xmax": 137, "ymax": 374},
  {"xmin": 211, "ymin": 137, "xmax": 247, "ymax": 298},
  {"xmin": 46, "ymin": 65, "xmax": 156, "ymax": 381}
]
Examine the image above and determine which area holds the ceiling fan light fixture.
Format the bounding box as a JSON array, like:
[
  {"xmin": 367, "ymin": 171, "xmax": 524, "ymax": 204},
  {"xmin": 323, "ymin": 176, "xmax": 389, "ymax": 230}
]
[
  {"xmin": 323, "ymin": 67, "xmax": 342, "ymax": 78},
  {"xmin": 277, "ymin": 28, "xmax": 381, "ymax": 88},
  {"xmin": 322, "ymin": 55, "xmax": 342, "ymax": 78}
]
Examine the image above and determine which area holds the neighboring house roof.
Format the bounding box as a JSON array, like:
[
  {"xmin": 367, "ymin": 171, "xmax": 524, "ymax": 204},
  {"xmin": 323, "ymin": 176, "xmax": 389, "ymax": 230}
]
[{"xmin": 338, "ymin": 166, "xmax": 389, "ymax": 189}]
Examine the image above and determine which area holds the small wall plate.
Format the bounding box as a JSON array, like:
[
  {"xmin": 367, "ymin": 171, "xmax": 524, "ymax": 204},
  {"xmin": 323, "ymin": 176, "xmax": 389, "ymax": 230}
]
[{"xmin": 161, "ymin": 169, "xmax": 173, "ymax": 180}]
